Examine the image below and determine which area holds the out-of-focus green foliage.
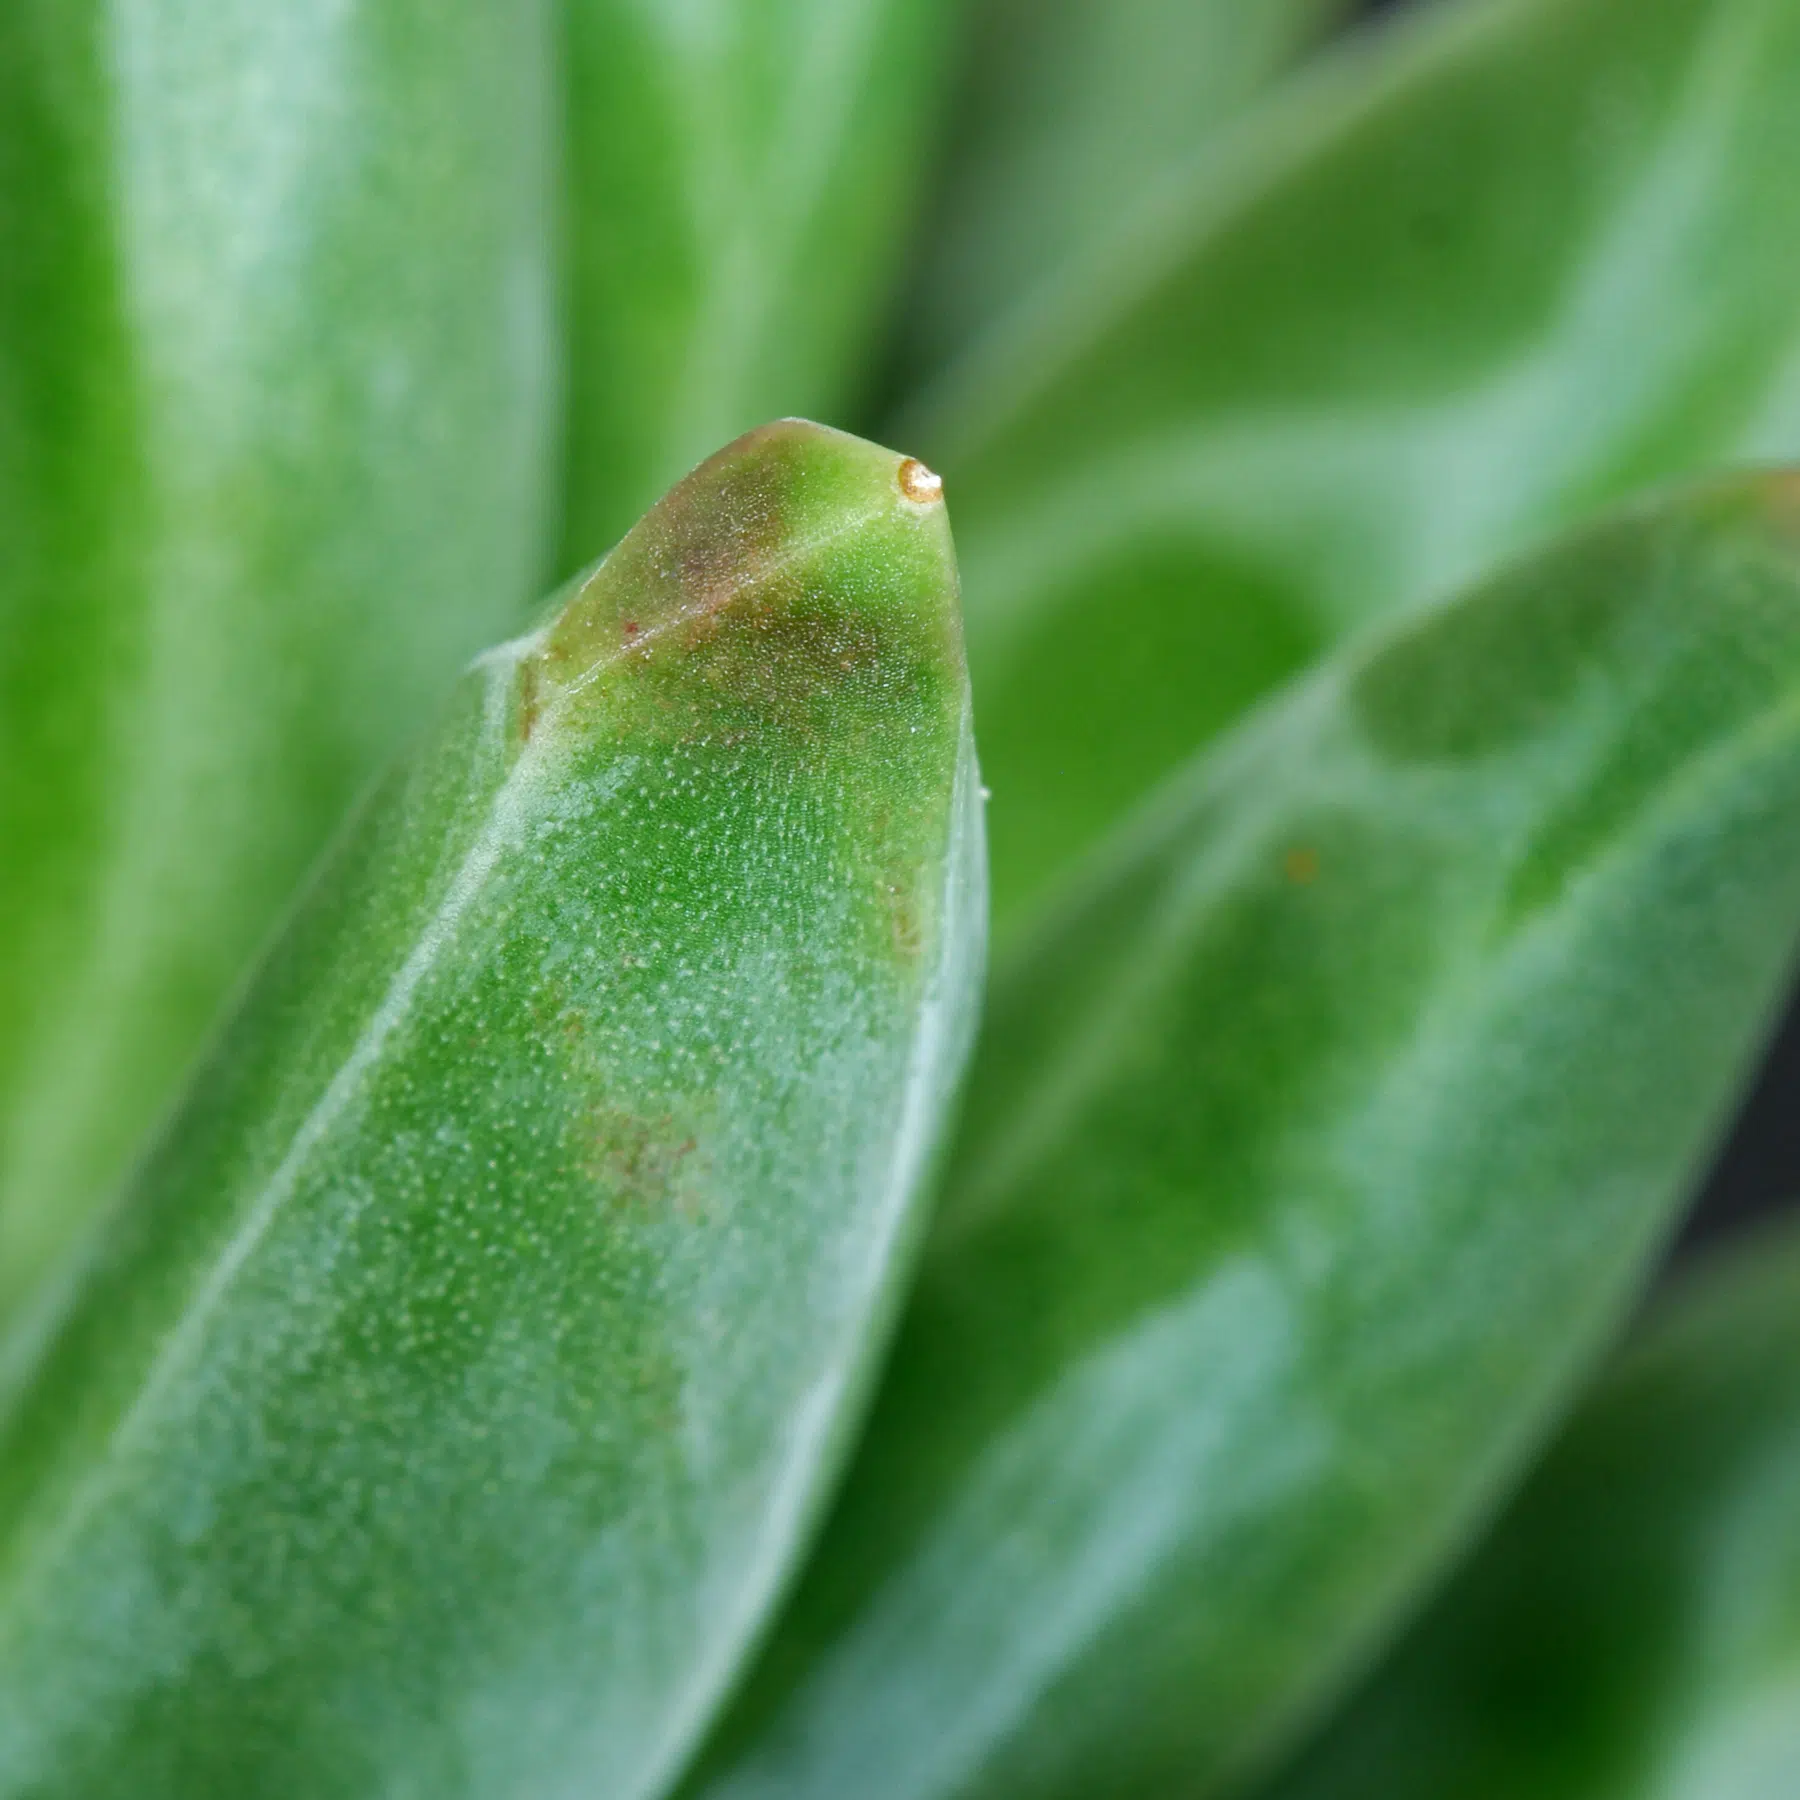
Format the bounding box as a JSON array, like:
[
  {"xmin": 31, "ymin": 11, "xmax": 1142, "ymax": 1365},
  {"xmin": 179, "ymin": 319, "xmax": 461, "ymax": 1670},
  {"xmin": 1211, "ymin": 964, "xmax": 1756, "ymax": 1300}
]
[
  {"xmin": 687, "ymin": 475, "xmax": 1800, "ymax": 1800},
  {"xmin": 4, "ymin": 0, "xmax": 1800, "ymax": 1793},
  {"xmin": 1264, "ymin": 1217, "xmax": 1800, "ymax": 1800},
  {"xmin": 906, "ymin": 0, "xmax": 1349, "ymax": 378},
  {"xmin": 557, "ymin": 0, "xmax": 956, "ymax": 567},
  {"xmin": 0, "ymin": 0, "xmax": 559, "ymax": 1327},
  {"xmin": 912, "ymin": 0, "xmax": 1800, "ymax": 928},
  {"xmin": 0, "ymin": 424, "xmax": 982, "ymax": 1800}
]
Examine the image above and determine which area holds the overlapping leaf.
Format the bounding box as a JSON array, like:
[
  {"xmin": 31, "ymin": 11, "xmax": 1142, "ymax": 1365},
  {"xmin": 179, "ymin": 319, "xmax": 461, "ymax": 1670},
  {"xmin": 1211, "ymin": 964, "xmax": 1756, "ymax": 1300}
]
[
  {"xmin": 0, "ymin": 0, "xmax": 559, "ymax": 1327},
  {"xmin": 558, "ymin": 0, "xmax": 957, "ymax": 567},
  {"xmin": 903, "ymin": 0, "xmax": 1800, "ymax": 928},
  {"xmin": 0, "ymin": 423, "xmax": 984, "ymax": 1800},
  {"xmin": 1265, "ymin": 1219, "xmax": 1800, "ymax": 1800},
  {"xmin": 687, "ymin": 475, "xmax": 1800, "ymax": 1800},
  {"xmin": 905, "ymin": 0, "xmax": 1349, "ymax": 378}
]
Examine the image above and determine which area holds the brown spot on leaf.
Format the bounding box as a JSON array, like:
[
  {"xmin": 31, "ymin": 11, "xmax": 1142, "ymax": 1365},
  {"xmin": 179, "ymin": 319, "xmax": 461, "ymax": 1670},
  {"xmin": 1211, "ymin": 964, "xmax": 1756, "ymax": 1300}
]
[
  {"xmin": 583, "ymin": 1103, "xmax": 705, "ymax": 1219},
  {"xmin": 887, "ymin": 883, "xmax": 924, "ymax": 959},
  {"xmin": 1761, "ymin": 469, "xmax": 1800, "ymax": 545},
  {"xmin": 898, "ymin": 458, "xmax": 943, "ymax": 505},
  {"xmin": 1284, "ymin": 846, "xmax": 1320, "ymax": 886}
]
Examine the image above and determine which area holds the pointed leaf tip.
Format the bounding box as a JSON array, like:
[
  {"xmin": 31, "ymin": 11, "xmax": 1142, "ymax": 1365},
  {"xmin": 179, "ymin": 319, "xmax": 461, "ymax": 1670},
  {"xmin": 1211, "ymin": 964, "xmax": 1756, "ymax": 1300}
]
[
  {"xmin": 513, "ymin": 422, "xmax": 979, "ymax": 993},
  {"xmin": 0, "ymin": 422, "xmax": 984, "ymax": 1799},
  {"xmin": 525, "ymin": 423, "xmax": 967, "ymax": 832}
]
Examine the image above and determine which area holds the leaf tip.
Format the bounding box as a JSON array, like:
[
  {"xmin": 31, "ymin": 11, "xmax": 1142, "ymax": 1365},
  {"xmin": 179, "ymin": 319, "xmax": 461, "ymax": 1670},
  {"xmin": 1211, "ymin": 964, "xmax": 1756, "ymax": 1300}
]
[
  {"xmin": 519, "ymin": 421, "xmax": 966, "ymax": 757},
  {"xmin": 897, "ymin": 457, "xmax": 945, "ymax": 507}
]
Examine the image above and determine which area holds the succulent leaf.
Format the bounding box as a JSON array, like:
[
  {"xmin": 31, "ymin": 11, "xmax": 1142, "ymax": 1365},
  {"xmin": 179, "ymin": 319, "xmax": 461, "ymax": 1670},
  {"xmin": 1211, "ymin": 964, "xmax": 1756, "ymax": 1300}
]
[
  {"xmin": 907, "ymin": 0, "xmax": 1800, "ymax": 930},
  {"xmin": 0, "ymin": 422, "xmax": 984, "ymax": 1800},
  {"xmin": 0, "ymin": 0, "xmax": 559, "ymax": 1328},
  {"xmin": 558, "ymin": 0, "xmax": 957, "ymax": 569},
  {"xmin": 1264, "ymin": 1218, "xmax": 1800, "ymax": 1800},
  {"xmin": 686, "ymin": 474, "xmax": 1800, "ymax": 1800},
  {"xmin": 907, "ymin": 0, "xmax": 1349, "ymax": 377}
]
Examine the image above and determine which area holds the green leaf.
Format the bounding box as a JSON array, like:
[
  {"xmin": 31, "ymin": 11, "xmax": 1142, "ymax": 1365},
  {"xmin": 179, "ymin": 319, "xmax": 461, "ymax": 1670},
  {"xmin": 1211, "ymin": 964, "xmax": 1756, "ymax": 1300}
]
[
  {"xmin": 557, "ymin": 0, "xmax": 957, "ymax": 569},
  {"xmin": 685, "ymin": 474, "xmax": 1800, "ymax": 1800},
  {"xmin": 1262, "ymin": 1219, "xmax": 1800, "ymax": 1800},
  {"xmin": 0, "ymin": 422, "xmax": 984, "ymax": 1799},
  {"xmin": 0, "ymin": 0, "xmax": 559, "ymax": 1328},
  {"xmin": 905, "ymin": 0, "xmax": 1800, "ymax": 931},
  {"xmin": 907, "ymin": 0, "xmax": 1349, "ymax": 378}
]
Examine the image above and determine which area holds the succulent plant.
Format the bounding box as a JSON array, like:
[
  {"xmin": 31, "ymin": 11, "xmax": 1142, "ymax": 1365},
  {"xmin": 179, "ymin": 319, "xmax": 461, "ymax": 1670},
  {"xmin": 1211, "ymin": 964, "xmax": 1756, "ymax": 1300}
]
[{"xmin": 3, "ymin": 0, "xmax": 1799, "ymax": 1795}]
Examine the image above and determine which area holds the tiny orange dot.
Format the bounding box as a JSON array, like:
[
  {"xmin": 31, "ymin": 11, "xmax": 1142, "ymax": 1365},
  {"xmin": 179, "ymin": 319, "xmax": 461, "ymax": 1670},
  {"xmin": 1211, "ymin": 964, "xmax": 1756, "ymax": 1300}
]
[
  {"xmin": 1284, "ymin": 847, "xmax": 1320, "ymax": 885},
  {"xmin": 897, "ymin": 458, "xmax": 944, "ymax": 505}
]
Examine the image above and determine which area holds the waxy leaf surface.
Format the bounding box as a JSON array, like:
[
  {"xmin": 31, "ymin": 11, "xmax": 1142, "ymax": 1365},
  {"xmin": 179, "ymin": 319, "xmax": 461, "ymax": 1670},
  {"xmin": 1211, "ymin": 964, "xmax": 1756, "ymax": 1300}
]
[
  {"xmin": 906, "ymin": 0, "xmax": 1347, "ymax": 378},
  {"xmin": 1266, "ymin": 1219, "xmax": 1800, "ymax": 1800},
  {"xmin": 688, "ymin": 476, "xmax": 1800, "ymax": 1800},
  {"xmin": 0, "ymin": 422, "xmax": 984, "ymax": 1800},
  {"xmin": 904, "ymin": 0, "xmax": 1800, "ymax": 928},
  {"xmin": 0, "ymin": 0, "xmax": 558, "ymax": 1327},
  {"xmin": 558, "ymin": 0, "xmax": 956, "ymax": 569}
]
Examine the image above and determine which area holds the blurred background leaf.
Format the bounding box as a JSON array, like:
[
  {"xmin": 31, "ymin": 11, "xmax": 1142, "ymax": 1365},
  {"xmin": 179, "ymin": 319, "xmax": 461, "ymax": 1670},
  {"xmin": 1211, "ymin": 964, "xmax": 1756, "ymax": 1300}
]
[
  {"xmin": 900, "ymin": 0, "xmax": 1351, "ymax": 382},
  {"xmin": 687, "ymin": 475, "xmax": 1800, "ymax": 1800},
  {"xmin": 900, "ymin": 0, "xmax": 1800, "ymax": 933},
  {"xmin": 0, "ymin": 0, "xmax": 559, "ymax": 1329},
  {"xmin": 557, "ymin": 0, "xmax": 958, "ymax": 569},
  {"xmin": 1261, "ymin": 1214, "xmax": 1800, "ymax": 1800}
]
